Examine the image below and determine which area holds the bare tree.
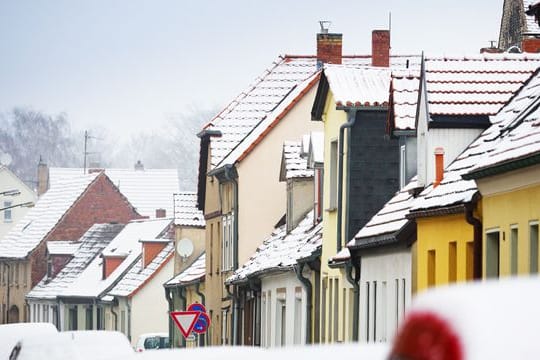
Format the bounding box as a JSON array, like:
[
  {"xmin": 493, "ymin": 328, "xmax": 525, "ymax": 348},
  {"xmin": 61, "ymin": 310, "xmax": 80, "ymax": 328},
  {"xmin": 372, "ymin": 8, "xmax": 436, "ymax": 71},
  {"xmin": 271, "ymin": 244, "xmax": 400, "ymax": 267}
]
[{"xmin": 0, "ymin": 108, "xmax": 78, "ymax": 187}]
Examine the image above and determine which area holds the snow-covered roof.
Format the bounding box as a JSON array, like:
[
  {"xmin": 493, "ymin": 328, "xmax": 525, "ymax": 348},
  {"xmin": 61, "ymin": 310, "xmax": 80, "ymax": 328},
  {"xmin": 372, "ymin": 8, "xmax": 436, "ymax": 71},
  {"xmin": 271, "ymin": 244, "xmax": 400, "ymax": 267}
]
[
  {"xmin": 205, "ymin": 55, "xmax": 420, "ymax": 170},
  {"xmin": 173, "ymin": 192, "xmax": 205, "ymax": 227},
  {"xmin": 47, "ymin": 241, "xmax": 81, "ymax": 256},
  {"xmin": 27, "ymin": 223, "xmax": 125, "ymax": 300},
  {"xmin": 59, "ymin": 218, "xmax": 172, "ymax": 298},
  {"xmin": 349, "ymin": 178, "xmax": 418, "ymax": 248},
  {"xmin": 165, "ymin": 252, "xmax": 206, "ymax": 287},
  {"xmin": 308, "ymin": 131, "xmax": 324, "ymax": 168},
  {"xmin": 328, "ymin": 247, "xmax": 350, "ymax": 265},
  {"xmin": 410, "ymin": 68, "xmax": 540, "ymax": 213},
  {"xmin": 324, "ymin": 65, "xmax": 391, "ymax": 107},
  {"xmin": 524, "ymin": 0, "xmax": 540, "ymax": 33},
  {"xmin": 227, "ymin": 210, "xmax": 322, "ymax": 284},
  {"xmin": 389, "ymin": 53, "xmax": 540, "ymax": 131},
  {"xmin": 280, "ymin": 140, "xmax": 313, "ymax": 181},
  {"xmin": 467, "ymin": 82, "xmax": 540, "ymax": 176},
  {"xmin": 49, "ymin": 167, "xmax": 179, "ymax": 219},
  {"xmin": 0, "ymin": 173, "xmax": 100, "ymax": 259},
  {"xmin": 108, "ymin": 242, "xmax": 174, "ymax": 297}
]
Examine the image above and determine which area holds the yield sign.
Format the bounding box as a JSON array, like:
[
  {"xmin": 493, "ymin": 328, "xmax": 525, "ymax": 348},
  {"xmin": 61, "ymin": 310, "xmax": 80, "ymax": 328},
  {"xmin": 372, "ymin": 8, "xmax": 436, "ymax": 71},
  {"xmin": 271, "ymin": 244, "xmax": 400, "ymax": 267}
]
[{"xmin": 170, "ymin": 311, "xmax": 200, "ymax": 338}]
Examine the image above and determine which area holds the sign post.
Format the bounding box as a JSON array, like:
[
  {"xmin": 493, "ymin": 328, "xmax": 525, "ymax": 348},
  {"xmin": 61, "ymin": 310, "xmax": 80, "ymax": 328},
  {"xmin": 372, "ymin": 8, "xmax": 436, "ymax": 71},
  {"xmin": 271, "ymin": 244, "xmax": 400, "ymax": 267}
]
[{"xmin": 170, "ymin": 303, "xmax": 211, "ymax": 345}]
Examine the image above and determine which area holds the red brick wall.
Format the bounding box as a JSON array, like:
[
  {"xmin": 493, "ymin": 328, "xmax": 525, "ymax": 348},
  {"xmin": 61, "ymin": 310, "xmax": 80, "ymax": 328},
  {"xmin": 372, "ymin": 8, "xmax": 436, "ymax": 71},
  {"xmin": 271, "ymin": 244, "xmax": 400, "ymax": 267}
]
[
  {"xmin": 30, "ymin": 173, "xmax": 143, "ymax": 286},
  {"xmin": 372, "ymin": 30, "xmax": 390, "ymax": 67},
  {"xmin": 317, "ymin": 33, "xmax": 343, "ymax": 65},
  {"xmin": 522, "ymin": 38, "xmax": 540, "ymax": 53}
]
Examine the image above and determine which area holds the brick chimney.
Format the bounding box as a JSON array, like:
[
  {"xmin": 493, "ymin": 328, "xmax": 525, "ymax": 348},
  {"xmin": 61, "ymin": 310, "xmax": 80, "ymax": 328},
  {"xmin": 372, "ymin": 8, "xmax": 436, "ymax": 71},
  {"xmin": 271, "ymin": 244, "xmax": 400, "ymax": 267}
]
[
  {"xmin": 37, "ymin": 157, "xmax": 49, "ymax": 197},
  {"xmin": 141, "ymin": 239, "xmax": 169, "ymax": 268},
  {"xmin": 372, "ymin": 30, "xmax": 390, "ymax": 67},
  {"xmin": 317, "ymin": 22, "xmax": 342, "ymax": 69},
  {"xmin": 155, "ymin": 208, "xmax": 166, "ymax": 218},
  {"xmin": 434, "ymin": 147, "xmax": 444, "ymax": 188}
]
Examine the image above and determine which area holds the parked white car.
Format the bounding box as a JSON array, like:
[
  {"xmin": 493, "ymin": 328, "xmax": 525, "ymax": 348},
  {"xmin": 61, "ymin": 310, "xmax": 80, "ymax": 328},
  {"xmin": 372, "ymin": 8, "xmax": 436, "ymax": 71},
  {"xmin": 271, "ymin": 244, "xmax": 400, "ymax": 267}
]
[{"xmin": 135, "ymin": 333, "xmax": 170, "ymax": 352}]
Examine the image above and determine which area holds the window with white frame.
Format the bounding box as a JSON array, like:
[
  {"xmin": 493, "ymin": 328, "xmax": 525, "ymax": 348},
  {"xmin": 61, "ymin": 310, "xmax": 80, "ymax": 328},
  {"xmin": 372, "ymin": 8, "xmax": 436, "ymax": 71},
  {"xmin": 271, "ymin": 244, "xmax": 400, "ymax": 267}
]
[
  {"xmin": 530, "ymin": 221, "xmax": 539, "ymax": 274},
  {"xmin": 275, "ymin": 288, "xmax": 286, "ymax": 346},
  {"xmin": 221, "ymin": 213, "xmax": 234, "ymax": 271},
  {"xmin": 293, "ymin": 287, "xmax": 302, "ymax": 345},
  {"xmin": 329, "ymin": 140, "xmax": 338, "ymax": 209},
  {"xmin": 4, "ymin": 201, "xmax": 12, "ymax": 222}
]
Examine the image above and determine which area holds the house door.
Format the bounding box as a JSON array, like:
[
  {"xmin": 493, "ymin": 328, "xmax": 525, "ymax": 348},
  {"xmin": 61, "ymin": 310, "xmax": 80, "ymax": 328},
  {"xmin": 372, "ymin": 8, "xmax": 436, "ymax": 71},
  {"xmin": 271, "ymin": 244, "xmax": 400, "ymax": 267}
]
[
  {"xmin": 486, "ymin": 231, "xmax": 500, "ymax": 278},
  {"xmin": 8, "ymin": 305, "xmax": 19, "ymax": 323}
]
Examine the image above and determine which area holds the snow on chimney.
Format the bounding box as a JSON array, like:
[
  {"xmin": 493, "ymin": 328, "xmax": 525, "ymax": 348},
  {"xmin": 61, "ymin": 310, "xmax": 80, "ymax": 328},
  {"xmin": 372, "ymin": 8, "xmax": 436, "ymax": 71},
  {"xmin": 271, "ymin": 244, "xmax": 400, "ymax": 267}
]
[
  {"xmin": 141, "ymin": 239, "xmax": 169, "ymax": 268},
  {"xmin": 317, "ymin": 21, "xmax": 342, "ymax": 69},
  {"xmin": 134, "ymin": 160, "xmax": 144, "ymax": 171},
  {"xmin": 372, "ymin": 30, "xmax": 390, "ymax": 67},
  {"xmin": 434, "ymin": 147, "xmax": 444, "ymax": 188}
]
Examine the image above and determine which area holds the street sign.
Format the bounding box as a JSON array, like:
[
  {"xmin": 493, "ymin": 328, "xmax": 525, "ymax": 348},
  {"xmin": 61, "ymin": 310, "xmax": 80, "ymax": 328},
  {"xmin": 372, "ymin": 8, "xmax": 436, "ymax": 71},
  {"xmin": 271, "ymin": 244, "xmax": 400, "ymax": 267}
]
[
  {"xmin": 170, "ymin": 311, "xmax": 199, "ymax": 338},
  {"xmin": 171, "ymin": 303, "xmax": 211, "ymax": 339}
]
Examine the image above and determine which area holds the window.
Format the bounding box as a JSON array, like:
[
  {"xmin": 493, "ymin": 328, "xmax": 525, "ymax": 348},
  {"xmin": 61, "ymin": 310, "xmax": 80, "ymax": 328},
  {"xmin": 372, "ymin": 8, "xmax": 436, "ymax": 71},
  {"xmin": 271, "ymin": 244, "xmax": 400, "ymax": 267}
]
[
  {"xmin": 510, "ymin": 226, "xmax": 518, "ymax": 275},
  {"xmin": 427, "ymin": 250, "xmax": 436, "ymax": 287},
  {"xmin": 449, "ymin": 242, "xmax": 457, "ymax": 283},
  {"xmin": 14, "ymin": 263, "xmax": 19, "ymax": 286},
  {"xmin": 379, "ymin": 281, "xmax": 387, "ymax": 342},
  {"xmin": 4, "ymin": 201, "xmax": 12, "ymax": 222},
  {"xmin": 399, "ymin": 145, "xmax": 406, "ymax": 189},
  {"xmin": 333, "ymin": 279, "xmax": 338, "ymax": 342},
  {"xmin": 315, "ymin": 168, "xmax": 324, "ymax": 221},
  {"xmin": 530, "ymin": 222, "xmax": 539, "ymax": 274},
  {"xmin": 266, "ymin": 292, "xmax": 271, "ymax": 347},
  {"xmin": 43, "ymin": 305, "xmax": 49, "ymax": 323},
  {"xmin": 69, "ymin": 306, "xmax": 78, "ymax": 330},
  {"xmin": 209, "ymin": 223, "xmax": 214, "ymax": 276},
  {"xmin": 261, "ymin": 293, "xmax": 267, "ymax": 347},
  {"xmin": 329, "ymin": 140, "xmax": 338, "ymax": 209},
  {"xmin": 22, "ymin": 263, "xmax": 27, "ymax": 287},
  {"xmin": 365, "ymin": 281, "xmax": 370, "ymax": 342},
  {"xmin": 97, "ymin": 306, "xmax": 104, "ymax": 330},
  {"xmin": 221, "ymin": 213, "xmax": 234, "ymax": 271},
  {"xmin": 372, "ymin": 281, "xmax": 377, "ymax": 342},
  {"xmin": 486, "ymin": 230, "xmax": 500, "ymax": 278},
  {"xmin": 121, "ymin": 310, "xmax": 126, "ymax": 334}
]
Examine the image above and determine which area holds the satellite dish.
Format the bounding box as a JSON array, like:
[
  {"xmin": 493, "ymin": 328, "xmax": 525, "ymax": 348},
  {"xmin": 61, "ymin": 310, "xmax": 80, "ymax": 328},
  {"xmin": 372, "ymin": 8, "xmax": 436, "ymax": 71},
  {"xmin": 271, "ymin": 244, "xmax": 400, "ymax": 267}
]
[
  {"xmin": 176, "ymin": 238, "xmax": 194, "ymax": 259},
  {"xmin": 0, "ymin": 152, "xmax": 12, "ymax": 166}
]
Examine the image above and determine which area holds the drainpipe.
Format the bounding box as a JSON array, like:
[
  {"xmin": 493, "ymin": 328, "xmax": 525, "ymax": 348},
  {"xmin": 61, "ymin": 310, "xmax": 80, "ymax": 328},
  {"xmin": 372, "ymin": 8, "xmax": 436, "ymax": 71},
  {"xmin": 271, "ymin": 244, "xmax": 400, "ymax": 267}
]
[
  {"xmin": 165, "ymin": 287, "xmax": 174, "ymax": 348},
  {"xmin": 294, "ymin": 262, "xmax": 313, "ymax": 344},
  {"xmin": 345, "ymin": 257, "xmax": 361, "ymax": 342},
  {"xmin": 223, "ymin": 165, "xmax": 239, "ymax": 344},
  {"xmin": 337, "ymin": 111, "xmax": 357, "ymax": 252},
  {"xmin": 178, "ymin": 287, "xmax": 187, "ymax": 347},
  {"xmin": 110, "ymin": 298, "xmax": 118, "ymax": 331},
  {"xmin": 465, "ymin": 195, "xmax": 482, "ymax": 279},
  {"xmin": 225, "ymin": 283, "xmax": 239, "ymax": 345},
  {"xmin": 127, "ymin": 299, "xmax": 132, "ymax": 342},
  {"xmin": 5, "ymin": 262, "xmax": 10, "ymax": 323},
  {"xmin": 195, "ymin": 282, "xmax": 205, "ymax": 347},
  {"xmin": 56, "ymin": 298, "xmax": 61, "ymax": 330}
]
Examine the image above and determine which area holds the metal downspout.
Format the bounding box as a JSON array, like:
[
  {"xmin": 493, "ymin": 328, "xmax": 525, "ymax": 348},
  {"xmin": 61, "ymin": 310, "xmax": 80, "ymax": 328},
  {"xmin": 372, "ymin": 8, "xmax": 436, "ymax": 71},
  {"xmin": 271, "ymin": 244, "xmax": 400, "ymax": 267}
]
[
  {"xmin": 178, "ymin": 287, "xmax": 187, "ymax": 347},
  {"xmin": 345, "ymin": 258, "xmax": 361, "ymax": 342},
  {"xmin": 294, "ymin": 262, "xmax": 313, "ymax": 344},
  {"xmin": 224, "ymin": 165, "xmax": 239, "ymax": 344},
  {"xmin": 127, "ymin": 299, "xmax": 132, "ymax": 342},
  {"xmin": 165, "ymin": 287, "xmax": 174, "ymax": 348},
  {"xmin": 110, "ymin": 300, "xmax": 118, "ymax": 331},
  {"xmin": 465, "ymin": 196, "xmax": 483, "ymax": 279},
  {"xmin": 196, "ymin": 282, "xmax": 206, "ymax": 347},
  {"xmin": 337, "ymin": 111, "xmax": 357, "ymax": 252}
]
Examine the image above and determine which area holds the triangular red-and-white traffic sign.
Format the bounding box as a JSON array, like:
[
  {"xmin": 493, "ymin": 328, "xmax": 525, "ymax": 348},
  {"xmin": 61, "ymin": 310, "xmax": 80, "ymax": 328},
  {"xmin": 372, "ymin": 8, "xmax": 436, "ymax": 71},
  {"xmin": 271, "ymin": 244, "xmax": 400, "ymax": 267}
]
[{"xmin": 170, "ymin": 311, "xmax": 200, "ymax": 338}]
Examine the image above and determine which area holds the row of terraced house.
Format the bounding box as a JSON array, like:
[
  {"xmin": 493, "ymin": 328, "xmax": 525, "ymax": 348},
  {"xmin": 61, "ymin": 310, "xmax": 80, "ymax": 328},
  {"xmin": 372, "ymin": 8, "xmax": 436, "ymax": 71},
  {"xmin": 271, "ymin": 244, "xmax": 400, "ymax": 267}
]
[
  {"xmin": 168, "ymin": 0, "xmax": 540, "ymax": 347},
  {"xmin": 2, "ymin": 0, "xmax": 540, "ymax": 350}
]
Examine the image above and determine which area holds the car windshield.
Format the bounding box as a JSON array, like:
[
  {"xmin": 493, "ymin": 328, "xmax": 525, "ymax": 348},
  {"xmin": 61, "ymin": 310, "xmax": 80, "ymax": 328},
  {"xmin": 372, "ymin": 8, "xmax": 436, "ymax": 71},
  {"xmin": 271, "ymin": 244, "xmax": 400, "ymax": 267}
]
[{"xmin": 144, "ymin": 336, "xmax": 169, "ymax": 349}]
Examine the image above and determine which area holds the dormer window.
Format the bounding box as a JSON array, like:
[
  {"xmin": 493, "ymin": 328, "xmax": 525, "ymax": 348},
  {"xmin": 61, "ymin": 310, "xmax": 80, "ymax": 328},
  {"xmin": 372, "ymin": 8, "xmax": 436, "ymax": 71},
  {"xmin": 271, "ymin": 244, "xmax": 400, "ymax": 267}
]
[
  {"xmin": 140, "ymin": 239, "xmax": 170, "ymax": 268},
  {"xmin": 102, "ymin": 254, "xmax": 127, "ymax": 280}
]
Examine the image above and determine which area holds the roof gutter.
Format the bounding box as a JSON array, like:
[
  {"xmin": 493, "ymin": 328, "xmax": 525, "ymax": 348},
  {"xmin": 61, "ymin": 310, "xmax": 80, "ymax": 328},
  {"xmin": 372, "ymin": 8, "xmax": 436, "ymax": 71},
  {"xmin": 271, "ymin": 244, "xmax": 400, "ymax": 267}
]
[{"xmin": 463, "ymin": 153, "xmax": 540, "ymax": 180}]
